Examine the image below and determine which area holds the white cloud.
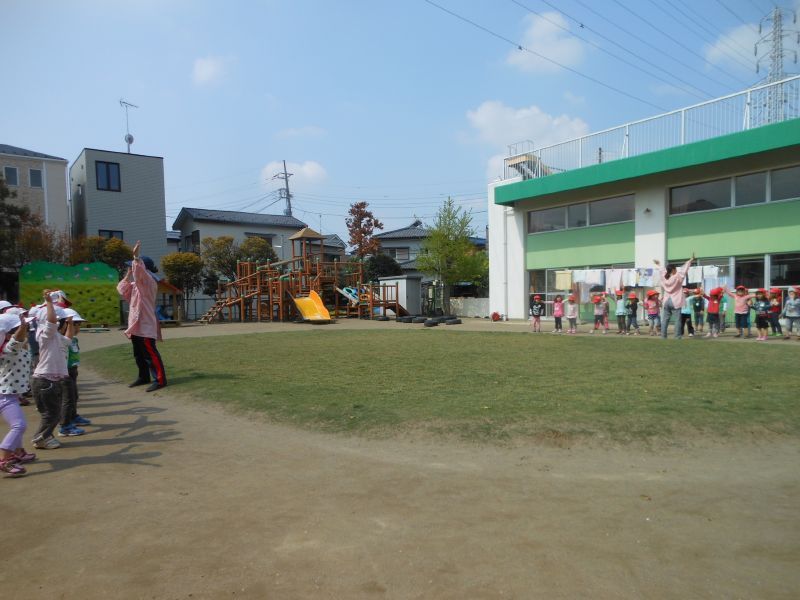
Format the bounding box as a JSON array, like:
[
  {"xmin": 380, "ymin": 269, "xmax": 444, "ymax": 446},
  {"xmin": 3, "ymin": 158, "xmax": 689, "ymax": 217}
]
[
  {"xmin": 704, "ymin": 24, "xmax": 759, "ymax": 71},
  {"xmin": 466, "ymin": 100, "xmax": 589, "ymax": 180},
  {"xmin": 275, "ymin": 125, "xmax": 326, "ymax": 139},
  {"xmin": 260, "ymin": 160, "xmax": 328, "ymax": 188},
  {"xmin": 192, "ymin": 56, "xmax": 228, "ymax": 86},
  {"xmin": 563, "ymin": 91, "xmax": 585, "ymax": 106},
  {"xmin": 506, "ymin": 12, "xmax": 584, "ymax": 73}
]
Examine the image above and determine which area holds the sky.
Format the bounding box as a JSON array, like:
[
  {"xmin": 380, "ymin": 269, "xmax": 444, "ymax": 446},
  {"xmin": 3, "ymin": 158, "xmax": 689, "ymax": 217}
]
[{"xmin": 4, "ymin": 0, "xmax": 798, "ymax": 248}]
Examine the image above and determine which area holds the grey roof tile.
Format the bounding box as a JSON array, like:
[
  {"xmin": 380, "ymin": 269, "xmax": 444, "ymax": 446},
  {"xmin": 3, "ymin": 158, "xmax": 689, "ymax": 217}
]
[
  {"xmin": 0, "ymin": 144, "xmax": 65, "ymax": 161},
  {"xmin": 175, "ymin": 207, "xmax": 307, "ymax": 229}
]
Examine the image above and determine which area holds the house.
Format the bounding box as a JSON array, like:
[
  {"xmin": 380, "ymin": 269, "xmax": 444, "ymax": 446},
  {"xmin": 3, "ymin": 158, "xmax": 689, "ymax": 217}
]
[
  {"xmin": 0, "ymin": 144, "xmax": 70, "ymax": 231},
  {"xmin": 171, "ymin": 207, "xmax": 307, "ymax": 261},
  {"xmin": 70, "ymin": 148, "xmax": 169, "ymax": 267},
  {"xmin": 375, "ymin": 219, "xmax": 487, "ymax": 281},
  {"xmin": 166, "ymin": 230, "xmax": 181, "ymax": 254},
  {"xmin": 488, "ymin": 76, "xmax": 800, "ymax": 320}
]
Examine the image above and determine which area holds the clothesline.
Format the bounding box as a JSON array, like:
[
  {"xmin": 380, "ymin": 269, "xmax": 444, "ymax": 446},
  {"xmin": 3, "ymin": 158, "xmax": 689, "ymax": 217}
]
[{"xmin": 552, "ymin": 267, "xmax": 729, "ymax": 296}]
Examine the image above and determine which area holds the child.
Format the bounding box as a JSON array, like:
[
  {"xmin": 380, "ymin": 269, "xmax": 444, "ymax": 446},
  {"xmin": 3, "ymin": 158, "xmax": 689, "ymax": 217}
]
[
  {"xmin": 644, "ymin": 290, "xmax": 661, "ymax": 336},
  {"xmin": 625, "ymin": 292, "xmax": 640, "ymax": 335},
  {"xmin": 726, "ymin": 285, "xmax": 755, "ymax": 338},
  {"xmin": 752, "ymin": 288, "xmax": 771, "ymax": 341},
  {"xmin": 610, "ymin": 290, "xmax": 627, "ymax": 335},
  {"xmin": 30, "ymin": 291, "xmax": 74, "ymax": 449},
  {"xmin": 691, "ymin": 289, "xmax": 706, "ymax": 334},
  {"xmin": 529, "ymin": 294, "xmax": 545, "ymax": 333},
  {"xmin": 780, "ymin": 286, "xmax": 800, "ymax": 340},
  {"xmin": 0, "ymin": 313, "xmax": 35, "ymax": 477},
  {"xmin": 546, "ymin": 294, "xmax": 564, "ymax": 333},
  {"xmin": 564, "ymin": 294, "xmax": 579, "ymax": 334},
  {"xmin": 704, "ymin": 288, "xmax": 723, "ymax": 338},
  {"xmin": 679, "ymin": 289, "xmax": 695, "ymax": 337},
  {"xmin": 60, "ymin": 308, "xmax": 90, "ymax": 433},
  {"xmin": 768, "ymin": 288, "xmax": 783, "ymax": 337},
  {"xmin": 590, "ymin": 294, "xmax": 609, "ymax": 334},
  {"xmin": 720, "ymin": 295, "xmax": 728, "ymax": 332}
]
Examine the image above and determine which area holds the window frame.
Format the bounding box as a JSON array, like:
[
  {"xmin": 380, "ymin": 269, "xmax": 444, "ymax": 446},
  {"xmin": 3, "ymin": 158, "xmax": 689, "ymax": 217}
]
[
  {"xmin": 95, "ymin": 161, "xmax": 121, "ymax": 192},
  {"xmin": 98, "ymin": 229, "xmax": 124, "ymax": 240},
  {"xmin": 527, "ymin": 194, "xmax": 634, "ymax": 235},
  {"xmin": 3, "ymin": 166, "xmax": 18, "ymax": 187},
  {"xmin": 28, "ymin": 168, "xmax": 43, "ymax": 188}
]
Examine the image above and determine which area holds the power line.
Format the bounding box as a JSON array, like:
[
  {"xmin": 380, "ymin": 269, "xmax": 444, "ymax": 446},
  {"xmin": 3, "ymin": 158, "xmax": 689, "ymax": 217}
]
[
  {"xmin": 714, "ymin": 0, "xmax": 760, "ymax": 32},
  {"xmin": 423, "ymin": 0, "xmax": 670, "ymax": 112},
  {"xmin": 604, "ymin": 0, "xmax": 752, "ymax": 87},
  {"xmin": 509, "ymin": 0, "xmax": 716, "ymax": 101}
]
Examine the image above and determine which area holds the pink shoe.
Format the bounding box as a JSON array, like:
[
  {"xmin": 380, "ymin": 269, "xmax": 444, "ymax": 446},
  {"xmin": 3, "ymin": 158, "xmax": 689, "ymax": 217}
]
[
  {"xmin": 0, "ymin": 458, "xmax": 26, "ymax": 477},
  {"xmin": 13, "ymin": 449, "xmax": 36, "ymax": 463}
]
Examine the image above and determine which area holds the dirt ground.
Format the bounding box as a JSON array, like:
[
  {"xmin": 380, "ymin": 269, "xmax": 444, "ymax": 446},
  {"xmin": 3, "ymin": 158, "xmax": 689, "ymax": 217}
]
[{"xmin": 3, "ymin": 321, "xmax": 799, "ymax": 599}]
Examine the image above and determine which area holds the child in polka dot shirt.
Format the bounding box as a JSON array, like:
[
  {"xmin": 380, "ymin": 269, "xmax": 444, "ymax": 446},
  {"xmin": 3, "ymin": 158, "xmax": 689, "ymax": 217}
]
[{"xmin": 0, "ymin": 313, "xmax": 35, "ymax": 477}]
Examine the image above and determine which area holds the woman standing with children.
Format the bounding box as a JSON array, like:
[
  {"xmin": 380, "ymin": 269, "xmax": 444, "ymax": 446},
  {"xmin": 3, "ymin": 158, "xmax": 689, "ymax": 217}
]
[{"xmin": 654, "ymin": 254, "xmax": 695, "ymax": 339}]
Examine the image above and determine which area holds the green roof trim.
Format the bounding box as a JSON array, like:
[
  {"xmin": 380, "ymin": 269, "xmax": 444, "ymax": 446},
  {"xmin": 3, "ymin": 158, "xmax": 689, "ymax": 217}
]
[{"xmin": 495, "ymin": 119, "xmax": 800, "ymax": 206}]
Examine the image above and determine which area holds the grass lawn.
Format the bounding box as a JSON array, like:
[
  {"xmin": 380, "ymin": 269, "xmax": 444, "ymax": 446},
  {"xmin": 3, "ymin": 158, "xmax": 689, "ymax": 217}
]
[{"xmin": 83, "ymin": 330, "xmax": 800, "ymax": 443}]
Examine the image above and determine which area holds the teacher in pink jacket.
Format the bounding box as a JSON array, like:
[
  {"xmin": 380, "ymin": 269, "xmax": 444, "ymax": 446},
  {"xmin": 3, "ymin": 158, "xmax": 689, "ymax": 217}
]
[
  {"xmin": 654, "ymin": 253, "xmax": 695, "ymax": 340},
  {"xmin": 117, "ymin": 241, "xmax": 167, "ymax": 392}
]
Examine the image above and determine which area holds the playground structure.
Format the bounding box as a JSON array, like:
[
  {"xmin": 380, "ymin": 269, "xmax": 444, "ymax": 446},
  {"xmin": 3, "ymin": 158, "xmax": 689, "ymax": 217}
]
[{"xmin": 198, "ymin": 227, "xmax": 409, "ymax": 324}]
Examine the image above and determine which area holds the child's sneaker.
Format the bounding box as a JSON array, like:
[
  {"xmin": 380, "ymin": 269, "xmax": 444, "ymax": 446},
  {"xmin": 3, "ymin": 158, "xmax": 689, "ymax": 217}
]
[
  {"xmin": 58, "ymin": 425, "xmax": 85, "ymax": 437},
  {"xmin": 32, "ymin": 436, "xmax": 61, "ymax": 450},
  {"xmin": 13, "ymin": 448, "xmax": 36, "ymax": 463},
  {"xmin": 0, "ymin": 458, "xmax": 26, "ymax": 477},
  {"xmin": 71, "ymin": 415, "xmax": 91, "ymax": 426}
]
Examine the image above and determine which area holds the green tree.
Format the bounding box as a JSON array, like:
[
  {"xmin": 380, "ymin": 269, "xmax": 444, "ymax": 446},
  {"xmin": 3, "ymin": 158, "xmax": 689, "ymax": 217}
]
[
  {"xmin": 101, "ymin": 237, "xmax": 134, "ymax": 275},
  {"xmin": 240, "ymin": 236, "xmax": 278, "ymax": 264},
  {"xmin": 0, "ymin": 175, "xmax": 32, "ymax": 269},
  {"xmin": 161, "ymin": 252, "xmax": 204, "ymax": 320},
  {"xmin": 69, "ymin": 235, "xmax": 108, "ymax": 265},
  {"xmin": 416, "ymin": 197, "xmax": 488, "ymax": 304},
  {"xmin": 363, "ymin": 253, "xmax": 403, "ymax": 283}
]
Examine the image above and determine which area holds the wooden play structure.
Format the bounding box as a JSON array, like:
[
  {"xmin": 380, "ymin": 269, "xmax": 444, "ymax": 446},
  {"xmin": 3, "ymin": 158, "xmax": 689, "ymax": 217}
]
[{"xmin": 198, "ymin": 227, "xmax": 410, "ymax": 324}]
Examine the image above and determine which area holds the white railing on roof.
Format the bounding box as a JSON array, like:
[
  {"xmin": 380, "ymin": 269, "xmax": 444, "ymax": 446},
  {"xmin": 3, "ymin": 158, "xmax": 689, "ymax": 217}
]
[{"xmin": 504, "ymin": 75, "xmax": 800, "ymax": 181}]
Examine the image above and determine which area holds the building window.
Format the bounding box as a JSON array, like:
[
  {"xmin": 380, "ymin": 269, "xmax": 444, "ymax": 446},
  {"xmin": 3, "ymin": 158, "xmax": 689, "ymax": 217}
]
[
  {"xmin": 567, "ymin": 203, "xmax": 588, "ymax": 228},
  {"xmin": 29, "ymin": 168, "xmax": 43, "ymax": 188},
  {"xmin": 244, "ymin": 232, "xmax": 273, "ymax": 244},
  {"xmin": 98, "ymin": 229, "xmax": 124, "ymax": 240},
  {"xmin": 184, "ymin": 230, "xmax": 200, "ymax": 253},
  {"xmin": 734, "ymin": 256, "xmax": 764, "ymax": 289},
  {"xmin": 95, "ymin": 161, "xmax": 121, "ymax": 192},
  {"xmin": 770, "ymin": 253, "xmax": 800, "ymax": 287},
  {"xmin": 670, "ymin": 178, "xmax": 731, "ymax": 214},
  {"xmin": 3, "ymin": 166, "xmax": 18, "ymax": 186},
  {"xmin": 734, "ymin": 172, "xmax": 766, "ymax": 206},
  {"xmin": 771, "ymin": 165, "xmax": 800, "ymax": 202},
  {"xmin": 589, "ymin": 194, "xmax": 634, "ymax": 225},
  {"xmin": 528, "ymin": 206, "xmax": 565, "ymax": 233},
  {"xmin": 383, "ymin": 247, "xmax": 410, "ymax": 261}
]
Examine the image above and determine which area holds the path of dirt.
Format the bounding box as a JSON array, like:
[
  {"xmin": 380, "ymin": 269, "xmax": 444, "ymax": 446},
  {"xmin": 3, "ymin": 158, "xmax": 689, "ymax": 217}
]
[{"xmin": 3, "ymin": 322, "xmax": 799, "ymax": 599}]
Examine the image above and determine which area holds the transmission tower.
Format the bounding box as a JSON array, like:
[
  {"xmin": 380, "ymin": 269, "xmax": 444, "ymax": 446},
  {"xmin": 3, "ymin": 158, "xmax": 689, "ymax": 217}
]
[
  {"xmin": 754, "ymin": 6, "xmax": 799, "ymax": 124},
  {"xmin": 271, "ymin": 160, "xmax": 293, "ymax": 217}
]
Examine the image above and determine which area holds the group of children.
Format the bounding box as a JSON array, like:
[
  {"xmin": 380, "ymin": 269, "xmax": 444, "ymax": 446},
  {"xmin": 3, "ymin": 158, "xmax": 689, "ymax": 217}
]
[
  {"xmin": 529, "ymin": 285, "xmax": 800, "ymax": 340},
  {"xmin": 0, "ymin": 290, "xmax": 87, "ymax": 477}
]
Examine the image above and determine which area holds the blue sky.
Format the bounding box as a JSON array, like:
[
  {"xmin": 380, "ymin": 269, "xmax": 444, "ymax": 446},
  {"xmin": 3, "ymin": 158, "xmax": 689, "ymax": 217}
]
[{"xmin": 4, "ymin": 0, "xmax": 797, "ymax": 246}]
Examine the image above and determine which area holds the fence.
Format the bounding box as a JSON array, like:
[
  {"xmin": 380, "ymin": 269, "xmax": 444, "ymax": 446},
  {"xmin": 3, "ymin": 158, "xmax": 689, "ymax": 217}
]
[{"xmin": 505, "ymin": 75, "xmax": 800, "ymax": 180}]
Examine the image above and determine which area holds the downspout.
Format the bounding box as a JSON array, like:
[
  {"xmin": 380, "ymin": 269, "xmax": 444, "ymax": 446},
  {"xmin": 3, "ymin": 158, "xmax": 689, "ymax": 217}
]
[
  {"xmin": 503, "ymin": 206, "xmax": 509, "ymax": 318},
  {"xmin": 42, "ymin": 160, "xmax": 49, "ymax": 225}
]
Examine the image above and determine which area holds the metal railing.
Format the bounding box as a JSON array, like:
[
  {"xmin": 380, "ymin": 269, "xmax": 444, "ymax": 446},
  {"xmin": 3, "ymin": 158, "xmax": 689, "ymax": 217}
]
[{"xmin": 504, "ymin": 75, "xmax": 800, "ymax": 181}]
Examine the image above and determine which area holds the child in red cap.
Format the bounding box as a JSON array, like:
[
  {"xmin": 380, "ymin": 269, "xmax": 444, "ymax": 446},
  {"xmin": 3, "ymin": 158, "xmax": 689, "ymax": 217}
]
[
  {"xmin": 590, "ymin": 294, "xmax": 609, "ymax": 334},
  {"xmin": 565, "ymin": 294, "xmax": 579, "ymax": 333},
  {"xmin": 545, "ymin": 294, "xmax": 565, "ymax": 334},
  {"xmin": 768, "ymin": 289, "xmax": 783, "ymax": 337},
  {"xmin": 644, "ymin": 290, "xmax": 661, "ymax": 336},
  {"xmin": 726, "ymin": 285, "xmax": 755, "ymax": 338},
  {"xmin": 704, "ymin": 288, "xmax": 724, "ymax": 338},
  {"xmin": 529, "ymin": 293, "xmax": 545, "ymax": 333},
  {"xmin": 625, "ymin": 292, "xmax": 640, "ymax": 335},
  {"xmin": 752, "ymin": 289, "xmax": 771, "ymax": 341}
]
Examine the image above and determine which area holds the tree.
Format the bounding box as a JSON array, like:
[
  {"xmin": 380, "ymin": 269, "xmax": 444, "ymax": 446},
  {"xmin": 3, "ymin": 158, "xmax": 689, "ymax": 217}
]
[
  {"xmin": 201, "ymin": 236, "xmax": 240, "ymax": 282},
  {"xmin": 69, "ymin": 235, "xmax": 108, "ymax": 265},
  {"xmin": 346, "ymin": 201, "xmax": 383, "ymax": 257},
  {"xmin": 240, "ymin": 236, "xmax": 278, "ymax": 264},
  {"xmin": 161, "ymin": 252, "xmax": 204, "ymax": 320},
  {"xmin": 416, "ymin": 197, "xmax": 488, "ymax": 303},
  {"xmin": 0, "ymin": 175, "xmax": 31, "ymax": 269},
  {"xmin": 363, "ymin": 253, "xmax": 403, "ymax": 283},
  {"xmin": 101, "ymin": 237, "xmax": 134, "ymax": 275}
]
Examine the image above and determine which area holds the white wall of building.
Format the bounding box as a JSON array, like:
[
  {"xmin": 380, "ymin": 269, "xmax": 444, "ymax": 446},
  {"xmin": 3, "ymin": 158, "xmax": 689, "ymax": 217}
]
[{"xmin": 488, "ymin": 178, "xmax": 527, "ymax": 320}]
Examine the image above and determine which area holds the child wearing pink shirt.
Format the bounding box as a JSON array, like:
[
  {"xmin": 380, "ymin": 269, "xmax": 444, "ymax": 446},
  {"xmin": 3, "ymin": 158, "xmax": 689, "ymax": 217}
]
[
  {"xmin": 725, "ymin": 285, "xmax": 756, "ymax": 338},
  {"xmin": 546, "ymin": 294, "xmax": 565, "ymax": 333}
]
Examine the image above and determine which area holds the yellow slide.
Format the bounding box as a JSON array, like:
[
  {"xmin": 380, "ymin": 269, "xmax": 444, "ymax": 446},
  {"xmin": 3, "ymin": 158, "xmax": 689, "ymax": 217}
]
[{"xmin": 292, "ymin": 290, "xmax": 332, "ymax": 323}]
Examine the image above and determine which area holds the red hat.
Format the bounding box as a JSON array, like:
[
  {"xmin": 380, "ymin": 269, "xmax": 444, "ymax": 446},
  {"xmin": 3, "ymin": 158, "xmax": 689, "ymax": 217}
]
[
  {"xmin": 628, "ymin": 292, "xmax": 637, "ymax": 299},
  {"xmin": 533, "ymin": 294, "xmax": 541, "ymax": 300},
  {"xmin": 769, "ymin": 287, "xmax": 781, "ymax": 294},
  {"xmin": 615, "ymin": 289, "xmax": 624, "ymax": 296},
  {"xmin": 710, "ymin": 287, "xmax": 723, "ymax": 296},
  {"xmin": 568, "ymin": 294, "xmax": 575, "ymax": 301},
  {"xmin": 757, "ymin": 288, "xmax": 767, "ymax": 294},
  {"xmin": 592, "ymin": 295, "xmax": 602, "ymax": 304},
  {"xmin": 735, "ymin": 285, "xmax": 747, "ymax": 290},
  {"xmin": 646, "ymin": 290, "xmax": 658, "ymax": 297}
]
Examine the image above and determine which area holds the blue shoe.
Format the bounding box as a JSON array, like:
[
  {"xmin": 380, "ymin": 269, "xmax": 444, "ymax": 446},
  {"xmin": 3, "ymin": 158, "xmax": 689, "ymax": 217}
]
[
  {"xmin": 71, "ymin": 415, "xmax": 91, "ymax": 426},
  {"xmin": 58, "ymin": 425, "xmax": 85, "ymax": 437}
]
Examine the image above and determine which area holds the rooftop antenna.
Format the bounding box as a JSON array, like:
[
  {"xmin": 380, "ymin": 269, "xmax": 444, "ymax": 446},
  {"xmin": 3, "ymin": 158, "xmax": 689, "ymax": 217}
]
[
  {"xmin": 271, "ymin": 160, "xmax": 293, "ymax": 216},
  {"xmin": 119, "ymin": 98, "xmax": 139, "ymax": 153}
]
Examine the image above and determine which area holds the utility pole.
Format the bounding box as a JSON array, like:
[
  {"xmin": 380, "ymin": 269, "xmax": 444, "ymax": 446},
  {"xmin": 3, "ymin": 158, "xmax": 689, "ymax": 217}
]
[
  {"xmin": 754, "ymin": 7, "xmax": 799, "ymax": 124},
  {"xmin": 271, "ymin": 160, "xmax": 293, "ymax": 217}
]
